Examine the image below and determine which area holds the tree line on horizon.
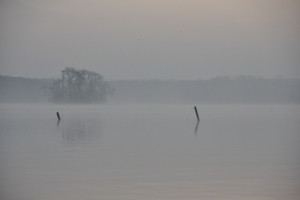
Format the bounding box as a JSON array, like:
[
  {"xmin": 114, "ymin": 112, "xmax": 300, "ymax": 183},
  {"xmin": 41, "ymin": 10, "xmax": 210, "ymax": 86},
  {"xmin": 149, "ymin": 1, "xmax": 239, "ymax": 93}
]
[{"xmin": 0, "ymin": 72, "xmax": 299, "ymax": 104}]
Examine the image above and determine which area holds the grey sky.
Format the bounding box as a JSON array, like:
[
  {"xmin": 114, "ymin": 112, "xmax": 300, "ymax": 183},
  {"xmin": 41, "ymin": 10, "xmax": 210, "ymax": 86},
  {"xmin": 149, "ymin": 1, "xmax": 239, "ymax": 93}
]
[{"xmin": 0, "ymin": 0, "xmax": 299, "ymax": 80}]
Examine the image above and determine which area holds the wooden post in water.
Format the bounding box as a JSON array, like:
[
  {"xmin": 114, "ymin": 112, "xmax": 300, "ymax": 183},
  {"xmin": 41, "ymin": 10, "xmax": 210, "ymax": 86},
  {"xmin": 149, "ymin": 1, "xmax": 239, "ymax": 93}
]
[
  {"xmin": 56, "ymin": 112, "xmax": 61, "ymax": 121},
  {"xmin": 194, "ymin": 106, "xmax": 199, "ymax": 121}
]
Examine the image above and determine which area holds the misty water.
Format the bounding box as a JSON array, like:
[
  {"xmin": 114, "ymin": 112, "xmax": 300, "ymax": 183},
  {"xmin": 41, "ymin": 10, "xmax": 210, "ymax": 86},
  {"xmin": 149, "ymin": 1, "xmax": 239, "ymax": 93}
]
[{"xmin": 0, "ymin": 104, "xmax": 299, "ymax": 200}]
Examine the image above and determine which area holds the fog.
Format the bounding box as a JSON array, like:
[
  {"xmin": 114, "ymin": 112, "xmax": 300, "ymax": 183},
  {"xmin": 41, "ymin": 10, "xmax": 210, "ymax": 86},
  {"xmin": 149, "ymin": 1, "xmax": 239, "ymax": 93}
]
[
  {"xmin": 1, "ymin": 0, "xmax": 299, "ymax": 103},
  {"xmin": 1, "ymin": 0, "xmax": 299, "ymax": 80},
  {"xmin": 1, "ymin": 1, "xmax": 300, "ymax": 200}
]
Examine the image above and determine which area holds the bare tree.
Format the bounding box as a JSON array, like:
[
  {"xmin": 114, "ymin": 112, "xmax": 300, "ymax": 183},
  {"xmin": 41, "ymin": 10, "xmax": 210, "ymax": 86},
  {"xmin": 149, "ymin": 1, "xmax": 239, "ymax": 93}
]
[{"xmin": 49, "ymin": 67, "xmax": 112, "ymax": 103}]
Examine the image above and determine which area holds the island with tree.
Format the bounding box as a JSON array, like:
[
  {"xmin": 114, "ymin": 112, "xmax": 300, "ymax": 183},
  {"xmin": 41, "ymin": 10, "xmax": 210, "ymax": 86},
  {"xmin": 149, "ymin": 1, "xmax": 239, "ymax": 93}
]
[{"xmin": 49, "ymin": 67, "xmax": 112, "ymax": 103}]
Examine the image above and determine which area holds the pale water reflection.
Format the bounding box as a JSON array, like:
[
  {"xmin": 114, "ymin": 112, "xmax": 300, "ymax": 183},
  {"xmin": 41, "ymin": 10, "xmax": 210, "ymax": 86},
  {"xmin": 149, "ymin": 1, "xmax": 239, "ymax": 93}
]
[
  {"xmin": 58, "ymin": 118, "xmax": 102, "ymax": 144},
  {"xmin": 0, "ymin": 104, "xmax": 299, "ymax": 200},
  {"xmin": 194, "ymin": 120, "xmax": 200, "ymax": 136}
]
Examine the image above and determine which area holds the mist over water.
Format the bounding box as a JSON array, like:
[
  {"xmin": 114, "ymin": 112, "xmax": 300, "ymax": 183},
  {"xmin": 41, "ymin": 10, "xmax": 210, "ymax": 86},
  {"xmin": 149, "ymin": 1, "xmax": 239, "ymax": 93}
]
[
  {"xmin": 1, "ymin": 104, "xmax": 299, "ymax": 200},
  {"xmin": 1, "ymin": 0, "xmax": 300, "ymax": 199}
]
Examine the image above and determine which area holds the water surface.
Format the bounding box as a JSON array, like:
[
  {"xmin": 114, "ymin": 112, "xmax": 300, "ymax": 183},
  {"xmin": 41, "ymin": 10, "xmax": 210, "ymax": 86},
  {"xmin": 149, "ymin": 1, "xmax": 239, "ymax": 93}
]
[{"xmin": 1, "ymin": 104, "xmax": 299, "ymax": 200}]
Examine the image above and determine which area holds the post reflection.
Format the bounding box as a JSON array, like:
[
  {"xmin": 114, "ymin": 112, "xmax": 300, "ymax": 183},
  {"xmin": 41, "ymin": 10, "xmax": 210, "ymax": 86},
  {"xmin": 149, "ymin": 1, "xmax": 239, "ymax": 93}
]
[
  {"xmin": 56, "ymin": 119, "xmax": 61, "ymax": 127},
  {"xmin": 194, "ymin": 120, "xmax": 200, "ymax": 136}
]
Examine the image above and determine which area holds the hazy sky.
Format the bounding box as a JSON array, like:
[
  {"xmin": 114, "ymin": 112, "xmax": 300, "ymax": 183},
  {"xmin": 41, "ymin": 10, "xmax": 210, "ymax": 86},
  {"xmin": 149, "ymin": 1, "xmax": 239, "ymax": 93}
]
[{"xmin": 0, "ymin": 0, "xmax": 299, "ymax": 80}]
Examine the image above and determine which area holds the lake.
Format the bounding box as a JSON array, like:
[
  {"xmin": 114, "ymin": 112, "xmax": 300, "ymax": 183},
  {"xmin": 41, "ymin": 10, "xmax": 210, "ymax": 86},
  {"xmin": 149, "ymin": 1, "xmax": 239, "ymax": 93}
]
[{"xmin": 0, "ymin": 104, "xmax": 299, "ymax": 200}]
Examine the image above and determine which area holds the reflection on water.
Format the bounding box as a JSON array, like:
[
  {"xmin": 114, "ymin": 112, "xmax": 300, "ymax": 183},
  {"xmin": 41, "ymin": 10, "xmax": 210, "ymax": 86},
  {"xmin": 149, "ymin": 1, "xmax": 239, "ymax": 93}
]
[
  {"xmin": 56, "ymin": 118, "xmax": 61, "ymax": 127},
  {"xmin": 0, "ymin": 104, "xmax": 299, "ymax": 200},
  {"xmin": 194, "ymin": 120, "xmax": 200, "ymax": 135},
  {"xmin": 57, "ymin": 117, "xmax": 102, "ymax": 143}
]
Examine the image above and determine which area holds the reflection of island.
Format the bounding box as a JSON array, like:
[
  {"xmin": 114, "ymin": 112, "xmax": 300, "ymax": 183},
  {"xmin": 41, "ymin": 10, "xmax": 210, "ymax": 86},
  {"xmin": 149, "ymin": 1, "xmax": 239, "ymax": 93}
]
[{"xmin": 59, "ymin": 118, "xmax": 101, "ymax": 143}]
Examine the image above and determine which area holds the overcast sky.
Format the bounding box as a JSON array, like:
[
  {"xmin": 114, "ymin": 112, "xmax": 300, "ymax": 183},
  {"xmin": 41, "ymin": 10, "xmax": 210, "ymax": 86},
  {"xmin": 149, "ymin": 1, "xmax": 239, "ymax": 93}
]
[{"xmin": 0, "ymin": 0, "xmax": 299, "ymax": 80}]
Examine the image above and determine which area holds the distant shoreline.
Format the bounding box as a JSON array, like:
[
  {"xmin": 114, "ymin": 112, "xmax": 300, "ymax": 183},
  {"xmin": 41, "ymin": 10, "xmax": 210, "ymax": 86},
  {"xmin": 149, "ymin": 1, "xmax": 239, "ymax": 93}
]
[{"xmin": 1, "ymin": 75, "xmax": 299, "ymax": 104}]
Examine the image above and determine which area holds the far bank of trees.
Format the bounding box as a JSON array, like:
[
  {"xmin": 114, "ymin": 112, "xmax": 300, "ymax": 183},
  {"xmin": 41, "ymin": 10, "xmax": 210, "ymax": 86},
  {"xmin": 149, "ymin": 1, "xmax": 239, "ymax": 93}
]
[
  {"xmin": 1, "ymin": 74, "xmax": 300, "ymax": 104},
  {"xmin": 49, "ymin": 67, "xmax": 112, "ymax": 103}
]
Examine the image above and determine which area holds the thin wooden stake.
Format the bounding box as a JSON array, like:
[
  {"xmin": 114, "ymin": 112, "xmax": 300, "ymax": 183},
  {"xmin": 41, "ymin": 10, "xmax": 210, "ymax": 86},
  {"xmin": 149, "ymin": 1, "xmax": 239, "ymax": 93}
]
[
  {"xmin": 194, "ymin": 106, "xmax": 199, "ymax": 121},
  {"xmin": 56, "ymin": 112, "xmax": 61, "ymax": 121}
]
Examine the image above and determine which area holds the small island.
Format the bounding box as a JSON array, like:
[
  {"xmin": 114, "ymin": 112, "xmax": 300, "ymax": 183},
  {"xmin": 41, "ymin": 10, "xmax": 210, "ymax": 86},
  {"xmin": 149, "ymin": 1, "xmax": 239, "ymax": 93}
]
[{"xmin": 49, "ymin": 67, "xmax": 113, "ymax": 103}]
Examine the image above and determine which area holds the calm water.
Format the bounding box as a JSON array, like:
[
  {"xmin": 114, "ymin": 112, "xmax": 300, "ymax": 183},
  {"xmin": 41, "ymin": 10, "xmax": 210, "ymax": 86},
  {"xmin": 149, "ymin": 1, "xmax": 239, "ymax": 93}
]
[{"xmin": 0, "ymin": 104, "xmax": 299, "ymax": 200}]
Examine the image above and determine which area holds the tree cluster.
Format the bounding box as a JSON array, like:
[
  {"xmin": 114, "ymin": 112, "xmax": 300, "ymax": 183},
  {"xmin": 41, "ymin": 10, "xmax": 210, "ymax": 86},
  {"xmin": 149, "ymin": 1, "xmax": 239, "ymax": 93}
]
[{"xmin": 50, "ymin": 67, "xmax": 111, "ymax": 103}]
